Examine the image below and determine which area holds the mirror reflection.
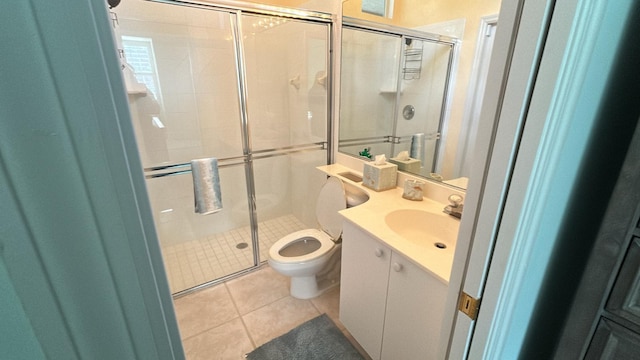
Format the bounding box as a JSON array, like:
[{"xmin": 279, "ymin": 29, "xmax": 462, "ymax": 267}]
[
  {"xmin": 339, "ymin": 23, "xmax": 454, "ymax": 180},
  {"xmin": 340, "ymin": 0, "xmax": 502, "ymax": 190}
]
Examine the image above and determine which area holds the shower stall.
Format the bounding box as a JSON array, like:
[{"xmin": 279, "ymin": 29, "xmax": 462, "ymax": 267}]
[{"xmin": 112, "ymin": 0, "xmax": 332, "ymax": 295}]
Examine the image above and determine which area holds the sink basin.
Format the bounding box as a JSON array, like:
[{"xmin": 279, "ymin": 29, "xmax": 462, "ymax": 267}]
[{"xmin": 384, "ymin": 209, "xmax": 459, "ymax": 247}]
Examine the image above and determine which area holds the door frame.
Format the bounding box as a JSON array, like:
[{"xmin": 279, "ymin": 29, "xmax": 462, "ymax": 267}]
[
  {"xmin": 441, "ymin": 0, "xmax": 557, "ymax": 356},
  {"xmin": 444, "ymin": 0, "xmax": 638, "ymax": 358},
  {"xmin": 454, "ymin": 14, "xmax": 498, "ymax": 179}
]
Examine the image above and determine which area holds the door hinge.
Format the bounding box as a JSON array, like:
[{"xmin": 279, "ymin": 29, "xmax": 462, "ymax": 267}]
[{"xmin": 458, "ymin": 291, "xmax": 481, "ymax": 320}]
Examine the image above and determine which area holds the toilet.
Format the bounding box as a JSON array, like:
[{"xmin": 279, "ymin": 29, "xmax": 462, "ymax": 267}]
[{"xmin": 268, "ymin": 176, "xmax": 348, "ymax": 299}]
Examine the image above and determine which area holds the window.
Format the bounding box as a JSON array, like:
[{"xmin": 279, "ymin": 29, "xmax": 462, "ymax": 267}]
[
  {"xmin": 362, "ymin": 0, "xmax": 393, "ymax": 18},
  {"xmin": 121, "ymin": 36, "xmax": 161, "ymax": 100}
]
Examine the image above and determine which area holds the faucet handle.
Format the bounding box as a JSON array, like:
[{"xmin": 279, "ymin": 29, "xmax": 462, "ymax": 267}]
[{"xmin": 448, "ymin": 194, "xmax": 464, "ymax": 207}]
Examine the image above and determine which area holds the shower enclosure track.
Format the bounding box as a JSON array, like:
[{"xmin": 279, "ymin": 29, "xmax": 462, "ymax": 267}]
[{"xmin": 143, "ymin": 142, "xmax": 328, "ymax": 179}]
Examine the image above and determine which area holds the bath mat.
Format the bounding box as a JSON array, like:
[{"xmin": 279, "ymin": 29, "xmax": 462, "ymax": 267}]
[{"xmin": 245, "ymin": 314, "xmax": 365, "ymax": 360}]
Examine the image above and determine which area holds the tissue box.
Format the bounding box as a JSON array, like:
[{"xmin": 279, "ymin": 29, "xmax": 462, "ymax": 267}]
[
  {"xmin": 388, "ymin": 157, "xmax": 421, "ymax": 173},
  {"xmin": 362, "ymin": 162, "xmax": 397, "ymax": 191}
]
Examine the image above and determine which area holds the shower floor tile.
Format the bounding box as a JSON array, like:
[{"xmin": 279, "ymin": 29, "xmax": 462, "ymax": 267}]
[{"xmin": 161, "ymin": 214, "xmax": 306, "ymax": 294}]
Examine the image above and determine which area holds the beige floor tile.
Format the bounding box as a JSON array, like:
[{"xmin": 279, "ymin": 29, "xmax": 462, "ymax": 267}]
[
  {"xmin": 182, "ymin": 318, "xmax": 254, "ymax": 360},
  {"xmin": 174, "ymin": 284, "xmax": 239, "ymax": 339},
  {"xmin": 226, "ymin": 266, "xmax": 290, "ymax": 315},
  {"xmin": 242, "ymin": 296, "xmax": 320, "ymax": 347},
  {"xmin": 310, "ymin": 285, "xmax": 344, "ymax": 330}
]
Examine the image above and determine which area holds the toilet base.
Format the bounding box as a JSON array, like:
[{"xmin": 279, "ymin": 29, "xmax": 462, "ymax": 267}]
[
  {"xmin": 290, "ymin": 276, "xmax": 320, "ymax": 299},
  {"xmin": 290, "ymin": 275, "xmax": 339, "ymax": 299},
  {"xmin": 288, "ymin": 248, "xmax": 341, "ymax": 299}
]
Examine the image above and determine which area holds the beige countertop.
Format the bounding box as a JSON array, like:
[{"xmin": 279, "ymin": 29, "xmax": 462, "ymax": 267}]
[{"xmin": 318, "ymin": 164, "xmax": 459, "ymax": 284}]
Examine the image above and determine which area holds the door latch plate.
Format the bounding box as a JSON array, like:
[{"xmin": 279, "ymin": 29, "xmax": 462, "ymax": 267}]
[{"xmin": 459, "ymin": 291, "xmax": 481, "ymax": 320}]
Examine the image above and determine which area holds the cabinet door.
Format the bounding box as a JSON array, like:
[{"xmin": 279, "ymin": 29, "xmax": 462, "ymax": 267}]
[
  {"xmin": 382, "ymin": 252, "xmax": 448, "ymax": 360},
  {"xmin": 340, "ymin": 221, "xmax": 391, "ymax": 360},
  {"xmin": 585, "ymin": 319, "xmax": 640, "ymax": 359},
  {"xmin": 606, "ymin": 237, "xmax": 640, "ymax": 328}
]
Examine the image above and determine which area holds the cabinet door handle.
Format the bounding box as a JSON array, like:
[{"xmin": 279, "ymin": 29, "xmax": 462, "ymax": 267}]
[
  {"xmin": 375, "ymin": 248, "xmax": 384, "ymax": 257},
  {"xmin": 393, "ymin": 262, "xmax": 403, "ymax": 272}
]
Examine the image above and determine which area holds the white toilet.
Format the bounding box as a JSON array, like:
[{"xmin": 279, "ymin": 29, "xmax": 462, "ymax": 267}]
[{"xmin": 268, "ymin": 176, "xmax": 347, "ymax": 299}]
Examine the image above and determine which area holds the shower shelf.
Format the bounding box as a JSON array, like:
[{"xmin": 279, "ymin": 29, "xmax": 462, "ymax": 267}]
[
  {"xmin": 379, "ymin": 88, "xmax": 403, "ymax": 95},
  {"xmin": 403, "ymin": 44, "xmax": 423, "ymax": 80}
]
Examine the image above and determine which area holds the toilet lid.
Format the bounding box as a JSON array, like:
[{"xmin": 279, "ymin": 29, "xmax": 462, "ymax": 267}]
[{"xmin": 316, "ymin": 176, "xmax": 346, "ymax": 240}]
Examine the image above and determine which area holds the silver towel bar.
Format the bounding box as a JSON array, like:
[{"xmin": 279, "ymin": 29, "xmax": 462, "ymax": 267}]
[{"xmin": 144, "ymin": 142, "xmax": 326, "ymax": 179}]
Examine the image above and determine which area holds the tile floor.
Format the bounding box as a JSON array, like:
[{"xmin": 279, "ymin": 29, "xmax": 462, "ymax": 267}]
[
  {"xmin": 162, "ymin": 215, "xmax": 307, "ymax": 293},
  {"xmin": 173, "ymin": 265, "xmax": 371, "ymax": 360}
]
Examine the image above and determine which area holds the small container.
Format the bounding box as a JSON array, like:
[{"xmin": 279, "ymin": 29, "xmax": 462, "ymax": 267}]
[
  {"xmin": 388, "ymin": 157, "xmax": 421, "ymax": 173},
  {"xmin": 402, "ymin": 179, "xmax": 424, "ymax": 201},
  {"xmin": 362, "ymin": 162, "xmax": 397, "ymax": 191}
]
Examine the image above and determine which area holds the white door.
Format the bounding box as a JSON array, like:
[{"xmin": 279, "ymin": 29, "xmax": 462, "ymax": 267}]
[
  {"xmin": 444, "ymin": 0, "xmax": 638, "ymax": 358},
  {"xmin": 340, "ymin": 221, "xmax": 391, "ymax": 359},
  {"xmin": 441, "ymin": 0, "xmax": 558, "ymax": 355},
  {"xmin": 382, "ymin": 252, "xmax": 447, "ymax": 360}
]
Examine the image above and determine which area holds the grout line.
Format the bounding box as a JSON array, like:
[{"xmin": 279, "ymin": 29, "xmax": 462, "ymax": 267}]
[
  {"xmin": 162, "ymin": 214, "xmax": 308, "ymax": 293},
  {"xmin": 179, "ymin": 316, "xmax": 241, "ymax": 343},
  {"xmin": 224, "ymin": 282, "xmax": 258, "ymax": 350}
]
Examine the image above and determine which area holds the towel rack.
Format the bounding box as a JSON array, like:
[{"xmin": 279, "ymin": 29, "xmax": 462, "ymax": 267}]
[{"xmin": 144, "ymin": 141, "xmax": 327, "ymax": 179}]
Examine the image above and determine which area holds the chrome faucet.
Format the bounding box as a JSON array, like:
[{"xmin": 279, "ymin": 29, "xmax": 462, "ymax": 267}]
[{"xmin": 443, "ymin": 194, "xmax": 464, "ymax": 219}]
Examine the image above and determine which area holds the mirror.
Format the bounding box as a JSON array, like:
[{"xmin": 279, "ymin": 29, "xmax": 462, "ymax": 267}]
[
  {"xmin": 340, "ymin": 22, "xmax": 455, "ymax": 181},
  {"xmin": 340, "ymin": 0, "xmax": 503, "ymax": 190}
]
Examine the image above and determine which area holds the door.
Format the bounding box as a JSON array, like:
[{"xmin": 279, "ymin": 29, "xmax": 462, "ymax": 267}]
[
  {"xmin": 393, "ymin": 37, "xmax": 453, "ymax": 176},
  {"xmin": 446, "ymin": 0, "xmax": 639, "ymax": 358},
  {"xmin": 115, "ymin": 4, "xmax": 255, "ymax": 295},
  {"xmin": 239, "ymin": 13, "xmax": 331, "ymax": 263},
  {"xmin": 0, "ymin": 0, "xmax": 182, "ymax": 357},
  {"xmin": 339, "ymin": 27, "xmax": 400, "ymax": 159},
  {"xmin": 340, "ymin": 221, "xmax": 391, "ymax": 359},
  {"xmin": 114, "ymin": 1, "xmax": 331, "ymax": 295},
  {"xmin": 442, "ymin": 0, "xmax": 556, "ymax": 355},
  {"xmin": 382, "ymin": 252, "xmax": 447, "ymax": 360},
  {"xmin": 584, "ymin": 238, "xmax": 640, "ymax": 358}
]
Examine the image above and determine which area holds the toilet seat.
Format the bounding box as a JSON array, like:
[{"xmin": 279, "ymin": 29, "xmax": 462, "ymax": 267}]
[
  {"xmin": 269, "ymin": 229, "xmax": 334, "ymax": 264},
  {"xmin": 269, "ymin": 177, "xmax": 347, "ymax": 265},
  {"xmin": 315, "ymin": 176, "xmax": 347, "ymax": 240}
]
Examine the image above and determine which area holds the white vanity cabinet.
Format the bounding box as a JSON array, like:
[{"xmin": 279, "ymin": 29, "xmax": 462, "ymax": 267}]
[{"xmin": 340, "ymin": 220, "xmax": 447, "ymax": 360}]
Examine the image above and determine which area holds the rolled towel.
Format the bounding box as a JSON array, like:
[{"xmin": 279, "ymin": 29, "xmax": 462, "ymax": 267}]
[
  {"xmin": 191, "ymin": 158, "xmax": 223, "ymax": 215},
  {"xmin": 410, "ymin": 133, "xmax": 425, "ymax": 165}
]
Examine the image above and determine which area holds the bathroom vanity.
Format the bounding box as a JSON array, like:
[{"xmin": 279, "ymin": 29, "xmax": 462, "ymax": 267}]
[
  {"xmin": 341, "ymin": 221, "xmax": 447, "ymax": 359},
  {"xmin": 318, "ymin": 164, "xmax": 461, "ymax": 360}
]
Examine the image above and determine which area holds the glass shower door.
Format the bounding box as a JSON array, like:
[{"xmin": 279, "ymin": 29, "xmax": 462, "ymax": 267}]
[
  {"xmin": 394, "ymin": 38, "xmax": 453, "ymax": 176},
  {"xmin": 116, "ymin": 4, "xmax": 255, "ymax": 294},
  {"xmin": 240, "ymin": 14, "xmax": 330, "ymax": 262},
  {"xmin": 339, "ymin": 28, "xmax": 401, "ymax": 159},
  {"xmin": 115, "ymin": 2, "xmax": 332, "ymax": 295}
]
